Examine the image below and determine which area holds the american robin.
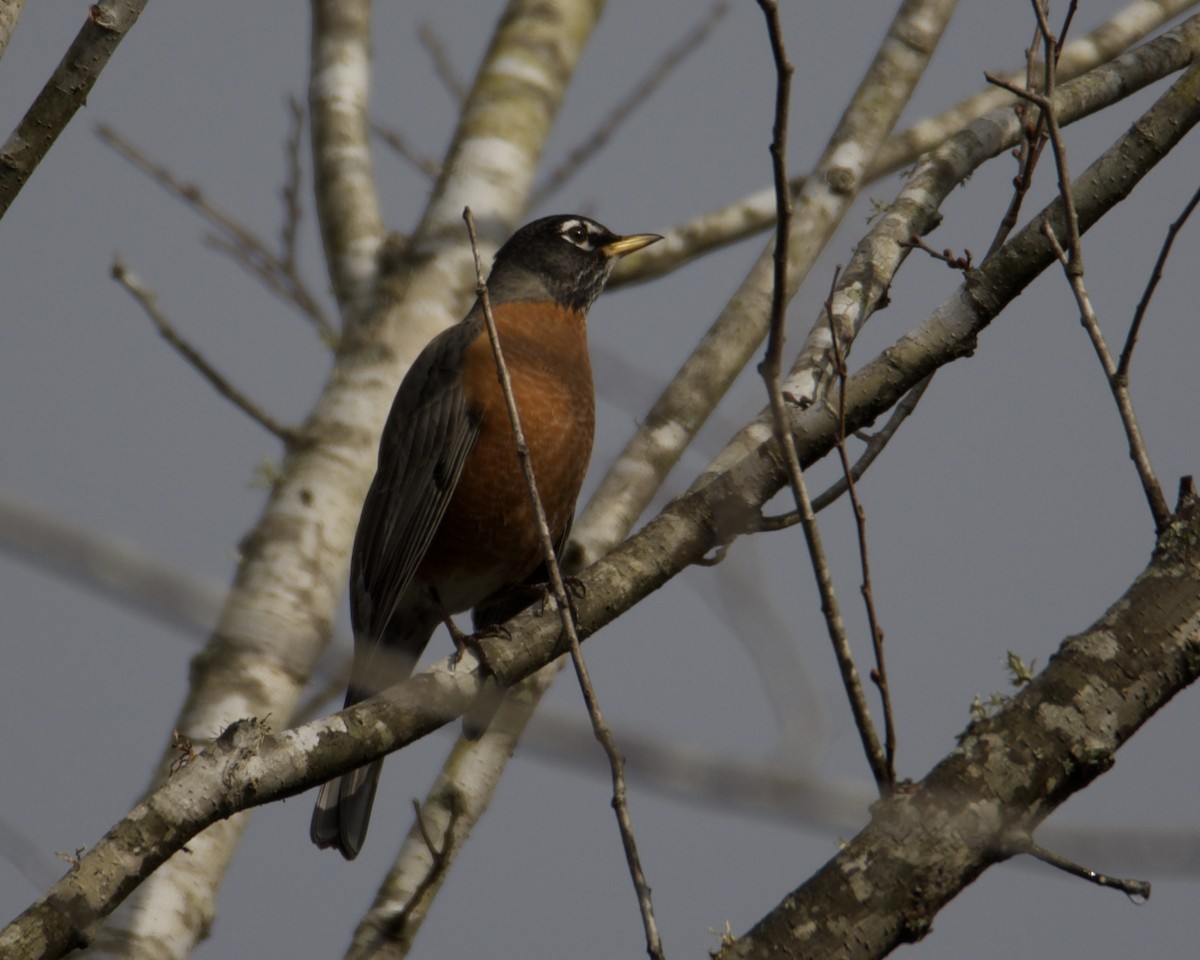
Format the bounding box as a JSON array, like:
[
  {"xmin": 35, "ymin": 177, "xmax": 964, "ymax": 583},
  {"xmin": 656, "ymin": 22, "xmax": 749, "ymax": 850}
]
[{"xmin": 311, "ymin": 214, "xmax": 661, "ymax": 859}]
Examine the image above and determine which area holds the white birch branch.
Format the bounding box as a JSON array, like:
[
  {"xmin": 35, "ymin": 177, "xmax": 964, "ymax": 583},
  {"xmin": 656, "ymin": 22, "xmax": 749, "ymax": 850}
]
[{"xmin": 309, "ymin": 0, "xmax": 384, "ymax": 324}]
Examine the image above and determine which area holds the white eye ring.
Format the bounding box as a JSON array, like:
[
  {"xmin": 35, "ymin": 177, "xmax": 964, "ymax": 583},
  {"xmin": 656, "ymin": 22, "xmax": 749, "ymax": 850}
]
[{"xmin": 561, "ymin": 219, "xmax": 593, "ymax": 248}]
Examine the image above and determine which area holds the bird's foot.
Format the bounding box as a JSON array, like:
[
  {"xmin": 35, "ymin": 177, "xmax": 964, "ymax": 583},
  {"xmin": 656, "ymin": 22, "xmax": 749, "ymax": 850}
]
[
  {"xmin": 533, "ymin": 576, "xmax": 585, "ymax": 620},
  {"xmin": 450, "ymin": 622, "xmax": 511, "ymax": 675}
]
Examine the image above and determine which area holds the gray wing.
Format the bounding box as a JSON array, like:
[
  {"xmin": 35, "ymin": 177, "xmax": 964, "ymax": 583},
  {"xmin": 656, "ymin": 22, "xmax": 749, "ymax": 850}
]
[{"xmin": 348, "ymin": 318, "xmax": 482, "ymax": 683}]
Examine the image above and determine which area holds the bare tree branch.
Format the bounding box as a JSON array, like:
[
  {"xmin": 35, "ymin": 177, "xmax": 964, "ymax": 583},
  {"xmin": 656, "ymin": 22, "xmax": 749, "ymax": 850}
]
[
  {"xmin": 701, "ymin": 13, "xmax": 1200, "ymax": 483},
  {"xmin": 1018, "ymin": 839, "xmax": 1151, "ymax": 900},
  {"xmin": 111, "ymin": 258, "xmax": 300, "ymax": 444},
  {"xmin": 571, "ymin": 0, "xmax": 959, "ymax": 569},
  {"xmin": 309, "ymin": 0, "xmax": 385, "ymax": 324},
  {"xmin": 5, "ymin": 475, "xmax": 1197, "ymax": 960},
  {"xmin": 812, "ymin": 375, "xmax": 933, "ymax": 513},
  {"xmin": 870, "ymin": 0, "xmax": 1195, "ymax": 177},
  {"xmin": 0, "ymin": 0, "xmax": 148, "ymax": 220},
  {"xmin": 828, "ymin": 312, "xmax": 897, "ymax": 781},
  {"xmin": 713, "ymin": 494, "xmax": 1200, "ymax": 960},
  {"xmin": 97, "ymin": 123, "xmax": 334, "ymax": 338},
  {"xmin": 986, "ymin": 18, "xmax": 1172, "ymax": 531}
]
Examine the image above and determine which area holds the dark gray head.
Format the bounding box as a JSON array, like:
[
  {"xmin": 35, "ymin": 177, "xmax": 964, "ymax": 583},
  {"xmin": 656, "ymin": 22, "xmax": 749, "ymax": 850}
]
[{"xmin": 485, "ymin": 215, "xmax": 661, "ymax": 312}]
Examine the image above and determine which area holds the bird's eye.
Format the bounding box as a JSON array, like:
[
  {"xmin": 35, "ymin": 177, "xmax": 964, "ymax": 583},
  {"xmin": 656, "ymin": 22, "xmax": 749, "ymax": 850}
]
[{"xmin": 563, "ymin": 222, "xmax": 589, "ymax": 246}]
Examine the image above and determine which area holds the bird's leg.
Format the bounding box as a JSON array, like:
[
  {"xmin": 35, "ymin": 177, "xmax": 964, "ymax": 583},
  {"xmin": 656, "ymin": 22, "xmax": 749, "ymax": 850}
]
[
  {"xmin": 430, "ymin": 587, "xmax": 496, "ymax": 673},
  {"xmin": 429, "ymin": 585, "xmax": 475, "ymax": 667}
]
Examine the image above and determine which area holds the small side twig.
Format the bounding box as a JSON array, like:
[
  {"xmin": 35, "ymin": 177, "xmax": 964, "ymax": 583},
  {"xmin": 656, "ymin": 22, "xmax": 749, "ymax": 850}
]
[
  {"xmin": 279, "ymin": 95, "xmax": 306, "ymax": 274},
  {"xmin": 97, "ymin": 123, "xmax": 334, "ymax": 339},
  {"xmin": 829, "ymin": 291, "xmax": 896, "ymax": 783},
  {"xmin": 753, "ymin": 0, "xmax": 888, "ymax": 793},
  {"xmin": 756, "ymin": 374, "xmax": 935, "ymax": 530},
  {"xmin": 530, "ymin": 0, "xmax": 727, "ymax": 207},
  {"xmin": 417, "ymin": 22, "xmax": 467, "ymax": 103},
  {"xmin": 463, "ymin": 208, "xmax": 665, "ymax": 960},
  {"xmin": 988, "ymin": 43, "xmax": 1171, "ymax": 530},
  {"xmin": 982, "ymin": 1, "xmax": 1076, "ymax": 261},
  {"xmin": 813, "ymin": 374, "xmax": 933, "ymax": 513},
  {"xmin": 364, "ymin": 799, "xmax": 460, "ymax": 943},
  {"xmin": 112, "ymin": 257, "xmax": 298, "ymax": 446},
  {"xmin": 1010, "ymin": 834, "xmax": 1151, "ymax": 901},
  {"xmin": 1040, "ymin": 223, "xmax": 1170, "ymax": 528},
  {"xmin": 369, "ymin": 121, "xmax": 441, "ymax": 179},
  {"xmin": 1119, "ymin": 182, "xmax": 1200, "ymax": 378},
  {"xmin": 901, "ymin": 235, "xmax": 973, "ymax": 272}
]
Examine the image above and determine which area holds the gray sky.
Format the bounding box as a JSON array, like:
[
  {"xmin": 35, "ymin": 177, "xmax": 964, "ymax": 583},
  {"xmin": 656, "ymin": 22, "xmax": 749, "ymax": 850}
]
[{"xmin": 2, "ymin": 1, "xmax": 1199, "ymax": 958}]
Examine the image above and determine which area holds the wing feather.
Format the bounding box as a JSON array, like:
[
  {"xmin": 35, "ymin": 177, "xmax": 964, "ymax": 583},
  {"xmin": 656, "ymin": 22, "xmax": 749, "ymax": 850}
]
[{"xmin": 349, "ymin": 318, "xmax": 482, "ymax": 681}]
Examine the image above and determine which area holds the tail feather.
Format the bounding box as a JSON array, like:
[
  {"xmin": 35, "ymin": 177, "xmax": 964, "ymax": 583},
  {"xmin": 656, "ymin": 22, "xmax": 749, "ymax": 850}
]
[
  {"xmin": 310, "ymin": 615, "xmax": 430, "ymax": 859},
  {"xmin": 309, "ymin": 758, "xmax": 384, "ymax": 860}
]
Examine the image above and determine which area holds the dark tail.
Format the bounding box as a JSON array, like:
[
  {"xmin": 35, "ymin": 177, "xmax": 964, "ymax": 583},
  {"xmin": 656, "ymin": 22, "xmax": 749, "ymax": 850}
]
[
  {"xmin": 310, "ymin": 756, "xmax": 384, "ymax": 860},
  {"xmin": 309, "ymin": 677, "xmax": 397, "ymax": 859}
]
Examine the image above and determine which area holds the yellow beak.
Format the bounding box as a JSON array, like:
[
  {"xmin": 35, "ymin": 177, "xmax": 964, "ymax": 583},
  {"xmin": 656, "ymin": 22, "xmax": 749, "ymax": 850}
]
[{"xmin": 602, "ymin": 232, "xmax": 663, "ymax": 259}]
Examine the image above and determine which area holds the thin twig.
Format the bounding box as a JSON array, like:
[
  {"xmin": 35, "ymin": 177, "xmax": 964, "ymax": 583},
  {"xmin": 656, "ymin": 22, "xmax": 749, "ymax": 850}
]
[
  {"xmin": 97, "ymin": 124, "xmax": 334, "ymax": 338},
  {"xmin": 753, "ymin": 0, "xmax": 888, "ymax": 792},
  {"xmin": 981, "ymin": 105, "xmax": 1046, "ymax": 262},
  {"xmin": 1120, "ymin": 181, "xmax": 1200, "ymax": 378},
  {"xmin": 530, "ymin": 0, "xmax": 727, "ymax": 206},
  {"xmin": 901, "ymin": 234, "xmax": 974, "ymax": 272},
  {"xmin": 1019, "ymin": 837, "xmax": 1151, "ymax": 901},
  {"xmin": 0, "ymin": 0, "xmax": 149, "ymax": 220},
  {"xmin": 758, "ymin": 374, "xmax": 935, "ymax": 532},
  {"xmin": 828, "ymin": 290, "xmax": 896, "ymax": 783},
  {"xmin": 406, "ymin": 797, "xmax": 457, "ymax": 908},
  {"xmin": 1040, "ymin": 224, "xmax": 1171, "ymax": 528},
  {"xmin": 983, "ymin": 13, "xmax": 1049, "ymax": 259},
  {"xmin": 1023, "ymin": 3, "xmax": 1170, "ymax": 531},
  {"xmin": 417, "ymin": 21, "xmax": 467, "ymax": 103},
  {"xmin": 111, "ymin": 257, "xmax": 299, "ymax": 445},
  {"xmin": 983, "ymin": 1, "xmax": 1078, "ymax": 261},
  {"xmin": 200, "ymin": 232, "xmax": 334, "ymax": 341},
  {"xmin": 351, "ymin": 798, "xmax": 461, "ymax": 951},
  {"xmin": 369, "ymin": 121, "xmax": 441, "ymax": 179},
  {"xmin": 462, "ymin": 208, "xmax": 665, "ymax": 960},
  {"xmin": 280, "ymin": 95, "xmax": 305, "ymax": 274},
  {"xmin": 812, "ymin": 374, "xmax": 933, "ymax": 513},
  {"xmin": 990, "ymin": 52, "xmax": 1171, "ymax": 530}
]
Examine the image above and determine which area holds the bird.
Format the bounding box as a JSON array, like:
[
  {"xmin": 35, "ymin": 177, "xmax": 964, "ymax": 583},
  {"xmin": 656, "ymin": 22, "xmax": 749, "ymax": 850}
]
[{"xmin": 311, "ymin": 214, "xmax": 662, "ymax": 859}]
